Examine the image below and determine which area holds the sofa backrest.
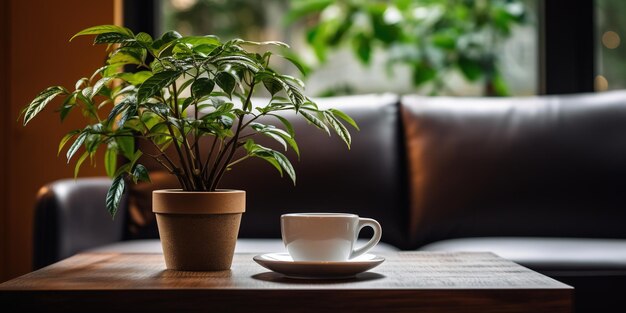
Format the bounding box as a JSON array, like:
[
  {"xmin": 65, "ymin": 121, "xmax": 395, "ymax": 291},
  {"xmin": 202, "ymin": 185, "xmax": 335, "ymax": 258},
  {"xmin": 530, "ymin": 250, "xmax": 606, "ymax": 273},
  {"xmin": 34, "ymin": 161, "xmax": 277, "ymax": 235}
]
[
  {"xmin": 126, "ymin": 94, "xmax": 410, "ymax": 248},
  {"xmin": 402, "ymin": 91, "xmax": 626, "ymax": 248}
]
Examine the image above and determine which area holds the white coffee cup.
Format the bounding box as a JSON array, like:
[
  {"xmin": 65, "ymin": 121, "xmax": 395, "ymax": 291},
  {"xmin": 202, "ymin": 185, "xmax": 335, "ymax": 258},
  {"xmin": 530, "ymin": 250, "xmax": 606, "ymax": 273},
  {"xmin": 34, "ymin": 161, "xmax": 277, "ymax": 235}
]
[{"xmin": 281, "ymin": 213, "xmax": 382, "ymax": 262}]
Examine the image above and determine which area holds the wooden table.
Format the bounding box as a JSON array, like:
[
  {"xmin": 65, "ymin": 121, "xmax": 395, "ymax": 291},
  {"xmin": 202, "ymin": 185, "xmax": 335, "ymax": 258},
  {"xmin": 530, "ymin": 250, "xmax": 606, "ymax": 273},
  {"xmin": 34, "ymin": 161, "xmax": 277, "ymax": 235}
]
[{"xmin": 0, "ymin": 252, "xmax": 572, "ymax": 313}]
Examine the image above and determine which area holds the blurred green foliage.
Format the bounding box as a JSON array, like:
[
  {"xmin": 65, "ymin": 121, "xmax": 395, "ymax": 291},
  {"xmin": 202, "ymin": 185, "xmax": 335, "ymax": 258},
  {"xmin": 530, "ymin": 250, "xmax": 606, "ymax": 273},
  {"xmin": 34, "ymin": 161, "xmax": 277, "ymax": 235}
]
[
  {"xmin": 163, "ymin": 0, "xmax": 277, "ymax": 39},
  {"xmin": 287, "ymin": 0, "xmax": 527, "ymax": 96}
]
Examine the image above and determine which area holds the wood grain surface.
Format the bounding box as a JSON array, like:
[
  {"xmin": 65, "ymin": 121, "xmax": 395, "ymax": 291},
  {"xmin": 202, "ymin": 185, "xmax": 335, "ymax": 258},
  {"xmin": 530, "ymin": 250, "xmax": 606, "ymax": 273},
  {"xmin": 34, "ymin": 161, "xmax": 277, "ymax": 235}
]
[{"xmin": 0, "ymin": 252, "xmax": 572, "ymax": 313}]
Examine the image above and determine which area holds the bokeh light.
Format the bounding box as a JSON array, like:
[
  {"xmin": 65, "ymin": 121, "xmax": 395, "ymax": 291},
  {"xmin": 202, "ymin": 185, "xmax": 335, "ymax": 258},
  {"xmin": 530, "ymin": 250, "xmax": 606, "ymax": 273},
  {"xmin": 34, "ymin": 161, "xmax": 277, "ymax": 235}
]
[
  {"xmin": 595, "ymin": 75, "xmax": 609, "ymax": 91},
  {"xmin": 602, "ymin": 31, "xmax": 620, "ymax": 49}
]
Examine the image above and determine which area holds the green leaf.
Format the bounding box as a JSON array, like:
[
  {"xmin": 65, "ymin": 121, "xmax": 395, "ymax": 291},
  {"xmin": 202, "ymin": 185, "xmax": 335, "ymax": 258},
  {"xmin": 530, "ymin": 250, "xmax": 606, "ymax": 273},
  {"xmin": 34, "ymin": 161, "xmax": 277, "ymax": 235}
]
[
  {"xmin": 116, "ymin": 71, "xmax": 153, "ymax": 85},
  {"xmin": 118, "ymin": 104, "xmax": 137, "ymax": 128},
  {"xmin": 236, "ymin": 39, "xmax": 290, "ymax": 48},
  {"xmin": 492, "ymin": 71, "xmax": 510, "ymax": 96},
  {"xmin": 251, "ymin": 123, "xmax": 287, "ymax": 149},
  {"xmin": 265, "ymin": 131, "xmax": 288, "ymax": 150},
  {"xmin": 75, "ymin": 78, "xmax": 89, "ymax": 90},
  {"xmin": 66, "ymin": 132, "xmax": 87, "ymax": 162},
  {"xmin": 106, "ymin": 98, "xmax": 129, "ymax": 126},
  {"xmin": 257, "ymin": 153, "xmax": 283, "ymax": 176},
  {"xmin": 324, "ymin": 111, "xmax": 351, "ymax": 148},
  {"xmin": 132, "ymin": 164, "xmax": 151, "ymax": 183},
  {"xmin": 150, "ymin": 60, "xmax": 165, "ymax": 73},
  {"xmin": 179, "ymin": 35, "xmax": 221, "ymax": 47},
  {"xmin": 113, "ymin": 163, "xmax": 131, "ymax": 178},
  {"xmin": 177, "ymin": 78, "xmax": 195, "ymax": 94},
  {"xmin": 269, "ymin": 114, "xmax": 295, "ymax": 137},
  {"xmin": 329, "ymin": 108, "xmax": 359, "ymax": 130},
  {"xmin": 161, "ymin": 30, "xmax": 183, "ymax": 44},
  {"xmin": 59, "ymin": 92, "xmax": 78, "ymax": 122},
  {"xmin": 412, "ymin": 63, "xmax": 436, "ymax": 86},
  {"xmin": 370, "ymin": 9, "xmax": 401, "ymax": 43},
  {"xmin": 280, "ymin": 75, "xmax": 305, "ymax": 88},
  {"xmin": 94, "ymin": 32, "xmax": 132, "ymax": 44},
  {"xmin": 262, "ymin": 77, "xmax": 283, "ymax": 96},
  {"xmin": 299, "ymin": 109, "xmax": 330, "ymax": 136},
  {"xmin": 71, "ymin": 25, "xmax": 133, "ymax": 42},
  {"xmin": 172, "ymin": 42, "xmax": 194, "ymax": 56},
  {"xmin": 283, "ymin": 0, "xmax": 333, "ymax": 25},
  {"xmin": 245, "ymin": 140, "xmax": 283, "ymax": 177},
  {"xmin": 431, "ymin": 31, "xmax": 457, "ymax": 50},
  {"xmin": 135, "ymin": 32, "xmax": 153, "ymax": 45},
  {"xmin": 81, "ymin": 87, "xmax": 94, "ymax": 100},
  {"xmin": 271, "ymin": 128, "xmax": 300, "ymax": 157},
  {"xmin": 191, "ymin": 77, "xmax": 215, "ymax": 99},
  {"xmin": 352, "ymin": 34, "xmax": 372, "ymax": 64},
  {"xmin": 307, "ymin": 25, "xmax": 328, "ymax": 62},
  {"xmin": 58, "ymin": 130, "xmax": 80, "ymax": 156},
  {"xmin": 272, "ymin": 150, "xmax": 296, "ymax": 185},
  {"xmin": 148, "ymin": 122, "xmax": 173, "ymax": 146},
  {"xmin": 214, "ymin": 56, "xmax": 262, "ymax": 73},
  {"xmin": 458, "ymin": 57, "xmax": 483, "ymax": 81},
  {"xmin": 116, "ymin": 135, "xmax": 135, "ymax": 159},
  {"xmin": 112, "ymin": 85, "xmax": 135, "ymax": 99},
  {"xmin": 103, "ymin": 63, "xmax": 124, "ymax": 77},
  {"xmin": 142, "ymin": 111, "xmax": 165, "ymax": 130},
  {"xmin": 137, "ymin": 70, "xmax": 181, "ymax": 103},
  {"xmin": 253, "ymin": 123, "xmax": 300, "ymax": 157},
  {"xmin": 74, "ymin": 152, "xmax": 89, "ymax": 179},
  {"xmin": 281, "ymin": 79, "xmax": 305, "ymax": 106},
  {"xmin": 84, "ymin": 132, "xmax": 102, "ymax": 153},
  {"xmin": 22, "ymin": 86, "xmax": 67, "ymax": 125},
  {"xmin": 281, "ymin": 54, "xmax": 310, "ymax": 76},
  {"xmin": 91, "ymin": 77, "xmax": 112, "ymax": 98},
  {"xmin": 215, "ymin": 71, "xmax": 236, "ymax": 97},
  {"xmin": 145, "ymin": 102, "xmax": 172, "ymax": 117},
  {"xmin": 104, "ymin": 148, "xmax": 117, "ymax": 178},
  {"xmin": 107, "ymin": 47, "xmax": 144, "ymax": 66},
  {"xmin": 106, "ymin": 175, "xmax": 126, "ymax": 219},
  {"xmin": 193, "ymin": 44, "xmax": 218, "ymax": 55}
]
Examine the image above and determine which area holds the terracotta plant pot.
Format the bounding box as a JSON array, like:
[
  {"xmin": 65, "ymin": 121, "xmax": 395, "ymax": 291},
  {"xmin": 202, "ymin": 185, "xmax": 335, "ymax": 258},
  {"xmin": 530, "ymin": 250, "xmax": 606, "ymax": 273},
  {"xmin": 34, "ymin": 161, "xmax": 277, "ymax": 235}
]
[{"xmin": 152, "ymin": 189, "xmax": 245, "ymax": 271}]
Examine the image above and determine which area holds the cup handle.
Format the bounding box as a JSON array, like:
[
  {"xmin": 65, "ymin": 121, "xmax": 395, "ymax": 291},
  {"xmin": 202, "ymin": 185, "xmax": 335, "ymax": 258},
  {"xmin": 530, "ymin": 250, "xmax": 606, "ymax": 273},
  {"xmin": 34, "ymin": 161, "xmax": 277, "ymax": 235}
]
[{"xmin": 350, "ymin": 218, "xmax": 382, "ymax": 259}]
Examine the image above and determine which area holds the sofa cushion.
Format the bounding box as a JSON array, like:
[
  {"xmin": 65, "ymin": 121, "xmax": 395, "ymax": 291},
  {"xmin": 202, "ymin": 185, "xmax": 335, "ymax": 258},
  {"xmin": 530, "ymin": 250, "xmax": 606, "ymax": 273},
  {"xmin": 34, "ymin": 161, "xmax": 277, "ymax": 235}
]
[
  {"xmin": 420, "ymin": 237, "xmax": 626, "ymax": 273},
  {"xmin": 401, "ymin": 91, "xmax": 626, "ymax": 248},
  {"xmin": 126, "ymin": 94, "xmax": 409, "ymax": 248}
]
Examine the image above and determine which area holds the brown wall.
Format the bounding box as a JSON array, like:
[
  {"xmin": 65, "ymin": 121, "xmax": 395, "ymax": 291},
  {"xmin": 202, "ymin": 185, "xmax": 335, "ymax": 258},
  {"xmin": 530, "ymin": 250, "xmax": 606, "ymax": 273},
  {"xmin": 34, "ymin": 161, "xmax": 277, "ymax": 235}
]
[
  {"xmin": 1, "ymin": 0, "xmax": 120, "ymax": 281},
  {"xmin": 1, "ymin": 0, "xmax": 11, "ymax": 283}
]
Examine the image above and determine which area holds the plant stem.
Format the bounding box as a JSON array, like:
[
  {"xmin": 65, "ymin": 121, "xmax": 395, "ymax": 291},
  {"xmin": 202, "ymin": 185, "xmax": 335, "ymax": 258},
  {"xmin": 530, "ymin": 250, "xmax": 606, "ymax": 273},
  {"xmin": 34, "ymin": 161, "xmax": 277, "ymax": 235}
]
[
  {"xmin": 172, "ymin": 81, "xmax": 204, "ymax": 189},
  {"xmin": 193, "ymin": 100, "xmax": 203, "ymax": 172},
  {"xmin": 210, "ymin": 81, "xmax": 255, "ymax": 190},
  {"xmin": 155, "ymin": 89, "xmax": 192, "ymax": 189},
  {"xmin": 226, "ymin": 155, "xmax": 250, "ymax": 168},
  {"xmin": 209, "ymin": 116, "xmax": 243, "ymax": 190},
  {"xmin": 143, "ymin": 136, "xmax": 180, "ymax": 175},
  {"xmin": 166, "ymin": 122, "xmax": 195, "ymax": 190},
  {"xmin": 137, "ymin": 114, "xmax": 190, "ymax": 189},
  {"xmin": 147, "ymin": 154, "xmax": 173, "ymax": 173},
  {"xmin": 145, "ymin": 153, "xmax": 186, "ymax": 188},
  {"xmin": 206, "ymin": 137, "xmax": 225, "ymax": 185},
  {"xmin": 172, "ymin": 82, "xmax": 180, "ymax": 117},
  {"xmin": 202, "ymin": 136, "xmax": 219, "ymax": 179}
]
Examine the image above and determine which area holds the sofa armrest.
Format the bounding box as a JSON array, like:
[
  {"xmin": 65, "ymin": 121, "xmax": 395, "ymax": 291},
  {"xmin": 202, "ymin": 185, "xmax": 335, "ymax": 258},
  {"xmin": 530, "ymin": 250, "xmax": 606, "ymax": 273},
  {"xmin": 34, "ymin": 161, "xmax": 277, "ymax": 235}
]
[{"xmin": 33, "ymin": 177, "xmax": 126, "ymax": 269}]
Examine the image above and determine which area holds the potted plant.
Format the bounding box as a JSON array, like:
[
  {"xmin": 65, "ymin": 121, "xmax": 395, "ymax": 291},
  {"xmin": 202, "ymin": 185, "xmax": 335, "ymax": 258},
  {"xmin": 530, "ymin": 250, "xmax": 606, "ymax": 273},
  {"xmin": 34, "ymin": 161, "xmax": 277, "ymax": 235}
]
[{"xmin": 21, "ymin": 25, "xmax": 357, "ymax": 271}]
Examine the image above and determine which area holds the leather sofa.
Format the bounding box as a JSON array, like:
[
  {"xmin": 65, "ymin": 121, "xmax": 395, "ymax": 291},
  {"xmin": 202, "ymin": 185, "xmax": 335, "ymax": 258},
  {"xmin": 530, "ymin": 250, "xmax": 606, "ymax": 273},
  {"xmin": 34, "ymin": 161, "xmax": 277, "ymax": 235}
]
[{"xmin": 34, "ymin": 92, "xmax": 626, "ymax": 312}]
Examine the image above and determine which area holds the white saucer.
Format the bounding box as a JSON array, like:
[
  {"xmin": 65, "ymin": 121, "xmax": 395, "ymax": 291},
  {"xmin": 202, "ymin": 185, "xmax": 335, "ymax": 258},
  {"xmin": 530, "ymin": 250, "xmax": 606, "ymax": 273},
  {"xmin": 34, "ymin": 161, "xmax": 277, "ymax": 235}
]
[{"xmin": 253, "ymin": 253, "xmax": 385, "ymax": 279}]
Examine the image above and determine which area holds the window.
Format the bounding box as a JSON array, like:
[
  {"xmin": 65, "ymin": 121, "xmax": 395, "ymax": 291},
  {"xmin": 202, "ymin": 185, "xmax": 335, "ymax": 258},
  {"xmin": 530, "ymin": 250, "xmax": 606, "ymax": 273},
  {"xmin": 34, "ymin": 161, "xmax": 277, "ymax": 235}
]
[
  {"xmin": 595, "ymin": 0, "xmax": 626, "ymax": 91},
  {"xmin": 158, "ymin": 0, "xmax": 539, "ymax": 97}
]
